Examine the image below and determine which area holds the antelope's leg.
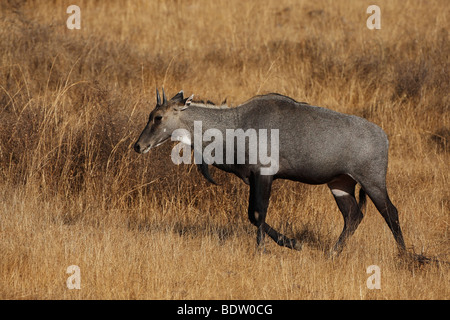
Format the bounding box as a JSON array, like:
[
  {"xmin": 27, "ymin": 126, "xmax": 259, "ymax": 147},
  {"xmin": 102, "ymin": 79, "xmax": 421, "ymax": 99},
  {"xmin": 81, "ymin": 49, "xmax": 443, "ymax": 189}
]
[
  {"xmin": 263, "ymin": 223, "xmax": 302, "ymax": 251},
  {"xmin": 248, "ymin": 173, "xmax": 301, "ymax": 251}
]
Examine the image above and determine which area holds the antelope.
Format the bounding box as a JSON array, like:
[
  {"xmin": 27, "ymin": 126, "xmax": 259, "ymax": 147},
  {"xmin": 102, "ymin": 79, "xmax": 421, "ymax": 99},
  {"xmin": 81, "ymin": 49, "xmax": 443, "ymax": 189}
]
[{"xmin": 134, "ymin": 89, "xmax": 406, "ymax": 256}]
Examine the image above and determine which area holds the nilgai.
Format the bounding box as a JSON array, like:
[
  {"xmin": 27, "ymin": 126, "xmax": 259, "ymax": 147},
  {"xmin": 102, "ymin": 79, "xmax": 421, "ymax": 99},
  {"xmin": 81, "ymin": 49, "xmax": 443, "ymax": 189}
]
[{"xmin": 134, "ymin": 89, "xmax": 406, "ymax": 255}]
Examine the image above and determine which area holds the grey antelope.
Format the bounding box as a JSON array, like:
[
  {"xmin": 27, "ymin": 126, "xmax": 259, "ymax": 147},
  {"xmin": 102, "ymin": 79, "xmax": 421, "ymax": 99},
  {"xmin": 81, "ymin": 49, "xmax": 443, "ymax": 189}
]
[{"xmin": 134, "ymin": 89, "xmax": 406, "ymax": 255}]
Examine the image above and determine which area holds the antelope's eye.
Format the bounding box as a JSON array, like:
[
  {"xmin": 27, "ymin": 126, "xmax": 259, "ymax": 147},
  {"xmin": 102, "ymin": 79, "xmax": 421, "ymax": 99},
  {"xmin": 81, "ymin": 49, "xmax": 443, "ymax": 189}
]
[{"xmin": 154, "ymin": 115, "xmax": 163, "ymax": 122}]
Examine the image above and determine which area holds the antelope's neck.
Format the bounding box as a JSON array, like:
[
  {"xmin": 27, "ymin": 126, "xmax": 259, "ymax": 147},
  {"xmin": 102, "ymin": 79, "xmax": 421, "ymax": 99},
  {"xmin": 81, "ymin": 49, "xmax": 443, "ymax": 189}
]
[{"xmin": 179, "ymin": 106, "xmax": 239, "ymax": 134}]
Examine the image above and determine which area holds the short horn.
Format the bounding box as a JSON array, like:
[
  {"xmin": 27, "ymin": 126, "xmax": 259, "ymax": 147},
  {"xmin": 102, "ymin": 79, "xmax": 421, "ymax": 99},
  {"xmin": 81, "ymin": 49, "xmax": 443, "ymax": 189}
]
[
  {"xmin": 156, "ymin": 88, "xmax": 161, "ymax": 105},
  {"xmin": 162, "ymin": 87, "xmax": 167, "ymax": 104}
]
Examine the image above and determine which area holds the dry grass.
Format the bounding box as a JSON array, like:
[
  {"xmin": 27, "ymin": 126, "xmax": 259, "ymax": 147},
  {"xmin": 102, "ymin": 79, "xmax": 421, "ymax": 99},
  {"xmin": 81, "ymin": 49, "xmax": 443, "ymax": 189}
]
[{"xmin": 0, "ymin": 0, "xmax": 448, "ymax": 299}]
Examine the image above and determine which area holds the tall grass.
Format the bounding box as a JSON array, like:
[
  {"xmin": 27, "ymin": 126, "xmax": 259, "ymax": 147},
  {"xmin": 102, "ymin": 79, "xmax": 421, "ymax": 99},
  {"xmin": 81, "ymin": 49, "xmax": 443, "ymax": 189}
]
[{"xmin": 0, "ymin": 0, "xmax": 448, "ymax": 299}]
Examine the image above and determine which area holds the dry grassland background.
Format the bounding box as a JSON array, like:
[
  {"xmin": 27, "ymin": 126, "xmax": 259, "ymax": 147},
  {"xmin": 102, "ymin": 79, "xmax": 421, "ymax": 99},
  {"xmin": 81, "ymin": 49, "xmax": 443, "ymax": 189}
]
[{"xmin": 0, "ymin": 0, "xmax": 448, "ymax": 299}]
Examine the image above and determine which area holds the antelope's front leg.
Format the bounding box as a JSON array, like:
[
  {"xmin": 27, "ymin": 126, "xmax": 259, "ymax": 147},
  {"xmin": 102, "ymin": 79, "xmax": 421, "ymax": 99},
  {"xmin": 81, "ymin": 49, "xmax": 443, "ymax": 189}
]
[{"xmin": 247, "ymin": 173, "xmax": 273, "ymax": 249}]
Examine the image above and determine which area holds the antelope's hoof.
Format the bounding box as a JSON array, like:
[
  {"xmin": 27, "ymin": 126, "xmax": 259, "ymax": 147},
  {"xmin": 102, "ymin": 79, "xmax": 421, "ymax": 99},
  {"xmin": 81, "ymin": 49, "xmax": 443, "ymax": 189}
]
[{"xmin": 293, "ymin": 240, "xmax": 303, "ymax": 251}]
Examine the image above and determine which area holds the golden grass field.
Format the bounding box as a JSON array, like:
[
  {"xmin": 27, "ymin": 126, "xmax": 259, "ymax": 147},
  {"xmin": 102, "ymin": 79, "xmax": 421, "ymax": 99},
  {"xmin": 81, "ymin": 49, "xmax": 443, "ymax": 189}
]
[{"xmin": 0, "ymin": 0, "xmax": 448, "ymax": 299}]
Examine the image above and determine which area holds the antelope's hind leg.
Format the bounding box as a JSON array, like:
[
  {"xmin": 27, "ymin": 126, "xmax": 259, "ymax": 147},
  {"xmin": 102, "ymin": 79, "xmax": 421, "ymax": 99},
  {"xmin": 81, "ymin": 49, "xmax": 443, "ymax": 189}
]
[
  {"xmin": 363, "ymin": 185, "xmax": 406, "ymax": 253},
  {"xmin": 328, "ymin": 175, "xmax": 364, "ymax": 255}
]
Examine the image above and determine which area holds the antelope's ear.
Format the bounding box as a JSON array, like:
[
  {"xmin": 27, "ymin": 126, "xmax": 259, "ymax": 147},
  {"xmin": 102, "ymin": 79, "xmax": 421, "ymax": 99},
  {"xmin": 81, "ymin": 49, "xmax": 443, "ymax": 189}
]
[
  {"xmin": 175, "ymin": 94, "xmax": 194, "ymax": 111},
  {"xmin": 170, "ymin": 90, "xmax": 184, "ymax": 102}
]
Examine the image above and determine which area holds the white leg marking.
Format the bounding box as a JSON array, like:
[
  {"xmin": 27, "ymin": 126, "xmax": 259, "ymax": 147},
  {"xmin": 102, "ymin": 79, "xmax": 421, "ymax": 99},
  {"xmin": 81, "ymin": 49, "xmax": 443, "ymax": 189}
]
[{"xmin": 331, "ymin": 189, "xmax": 351, "ymax": 197}]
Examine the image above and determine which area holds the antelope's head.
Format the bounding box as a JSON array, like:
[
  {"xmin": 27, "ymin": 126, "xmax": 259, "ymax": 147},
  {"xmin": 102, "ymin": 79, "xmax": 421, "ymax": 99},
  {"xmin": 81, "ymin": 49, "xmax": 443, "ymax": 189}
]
[{"xmin": 133, "ymin": 88, "xmax": 193, "ymax": 154}]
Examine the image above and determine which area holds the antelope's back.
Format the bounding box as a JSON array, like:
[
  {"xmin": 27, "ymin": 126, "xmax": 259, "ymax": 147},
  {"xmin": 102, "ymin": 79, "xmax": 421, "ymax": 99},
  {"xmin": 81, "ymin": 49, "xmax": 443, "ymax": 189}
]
[{"xmin": 238, "ymin": 94, "xmax": 389, "ymax": 182}]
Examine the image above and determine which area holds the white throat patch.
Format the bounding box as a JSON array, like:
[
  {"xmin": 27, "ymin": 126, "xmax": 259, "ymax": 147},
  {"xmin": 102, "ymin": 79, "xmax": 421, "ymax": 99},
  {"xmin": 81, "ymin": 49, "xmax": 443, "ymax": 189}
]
[{"xmin": 172, "ymin": 129, "xmax": 192, "ymax": 146}]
